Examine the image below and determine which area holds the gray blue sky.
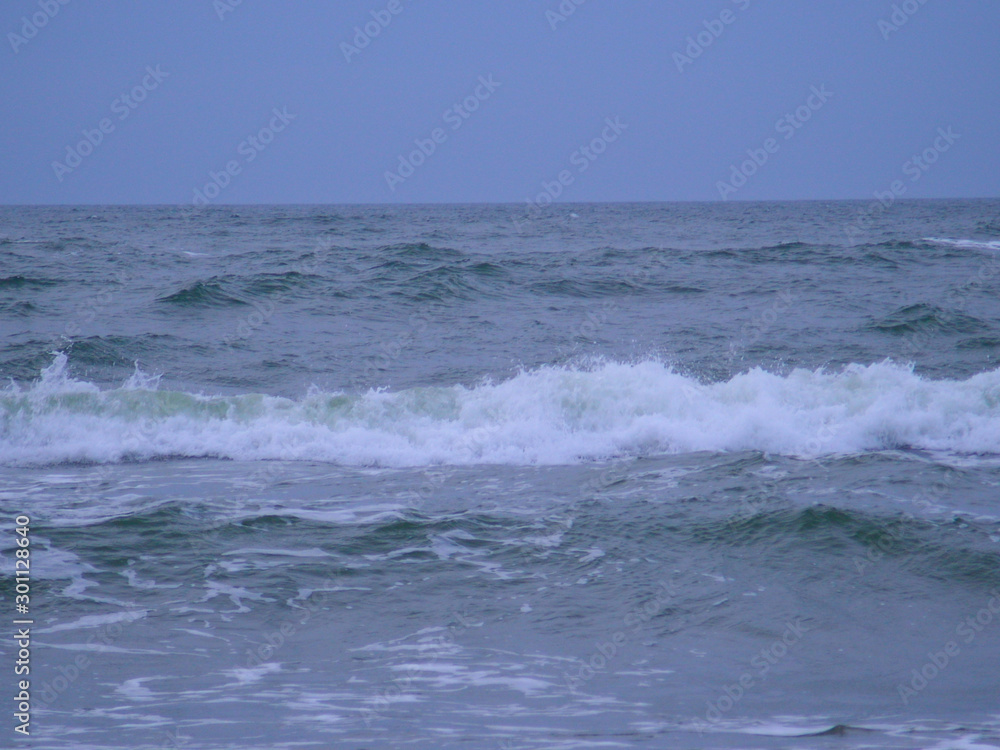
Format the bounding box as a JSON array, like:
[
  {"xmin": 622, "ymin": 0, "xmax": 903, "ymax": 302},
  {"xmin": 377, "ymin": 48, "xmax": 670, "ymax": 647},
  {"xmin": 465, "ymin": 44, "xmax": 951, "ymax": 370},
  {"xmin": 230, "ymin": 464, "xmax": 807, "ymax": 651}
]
[{"xmin": 2, "ymin": 0, "xmax": 998, "ymax": 204}]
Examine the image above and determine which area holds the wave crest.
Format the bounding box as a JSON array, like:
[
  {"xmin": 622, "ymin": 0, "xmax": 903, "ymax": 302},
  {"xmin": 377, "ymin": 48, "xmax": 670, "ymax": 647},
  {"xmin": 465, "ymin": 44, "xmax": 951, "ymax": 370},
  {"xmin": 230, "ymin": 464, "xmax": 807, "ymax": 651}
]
[{"xmin": 2, "ymin": 355, "xmax": 999, "ymax": 466}]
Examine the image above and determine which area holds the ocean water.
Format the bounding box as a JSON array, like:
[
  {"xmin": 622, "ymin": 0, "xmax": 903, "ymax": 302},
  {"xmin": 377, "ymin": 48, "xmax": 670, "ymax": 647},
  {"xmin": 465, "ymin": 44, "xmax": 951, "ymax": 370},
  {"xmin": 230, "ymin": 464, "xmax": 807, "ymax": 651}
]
[{"xmin": 2, "ymin": 201, "xmax": 1000, "ymax": 749}]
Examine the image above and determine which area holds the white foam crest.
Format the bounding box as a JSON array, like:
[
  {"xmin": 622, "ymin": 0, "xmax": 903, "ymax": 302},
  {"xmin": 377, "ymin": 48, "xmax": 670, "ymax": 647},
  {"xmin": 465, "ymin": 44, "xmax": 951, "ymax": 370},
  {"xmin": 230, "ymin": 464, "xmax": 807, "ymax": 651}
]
[
  {"xmin": 34, "ymin": 352, "xmax": 100, "ymax": 395},
  {"xmin": 388, "ymin": 662, "xmax": 554, "ymax": 694},
  {"xmin": 36, "ymin": 609, "xmax": 147, "ymax": 634},
  {"xmin": 222, "ymin": 662, "xmax": 281, "ymax": 685},
  {"xmin": 122, "ymin": 362, "xmax": 161, "ymax": 391},
  {"xmin": 925, "ymin": 237, "xmax": 1000, "ymax": 252},
  {"xmin": 3, "ymin": 358, "xmax": 1000, "ymax": 467}
]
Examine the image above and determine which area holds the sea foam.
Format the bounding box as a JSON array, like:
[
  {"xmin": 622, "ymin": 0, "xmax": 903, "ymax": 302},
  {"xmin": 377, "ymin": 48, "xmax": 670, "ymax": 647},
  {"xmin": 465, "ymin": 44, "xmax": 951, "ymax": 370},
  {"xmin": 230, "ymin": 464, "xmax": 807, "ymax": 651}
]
[
  {"xmin": 924, "ymin": 237, "xmax": 1000, "ymax": 252},
  {"xmin": 2, "ymin": 354, "xmax": 999, "ymax": 466}
]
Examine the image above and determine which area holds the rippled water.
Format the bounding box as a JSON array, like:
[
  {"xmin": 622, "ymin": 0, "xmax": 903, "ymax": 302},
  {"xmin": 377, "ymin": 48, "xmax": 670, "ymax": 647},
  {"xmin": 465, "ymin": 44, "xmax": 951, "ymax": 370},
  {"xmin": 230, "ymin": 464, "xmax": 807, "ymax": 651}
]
[{"xmin": 2, "ymin": 202, "xmax": 1000, "ymax": 749}]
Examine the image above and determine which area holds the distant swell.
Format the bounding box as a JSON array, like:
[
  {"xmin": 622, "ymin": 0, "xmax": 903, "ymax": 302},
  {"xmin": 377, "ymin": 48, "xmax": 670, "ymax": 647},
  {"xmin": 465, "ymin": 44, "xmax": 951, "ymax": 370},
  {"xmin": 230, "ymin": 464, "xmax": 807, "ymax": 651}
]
[
  {"xmin": 866, "ymin": 303, "xmax": 988, "ymax": 336},
  {"xmin": 0, "ymin": 275, "xmax": 58, "ymax": 289},
  {"xmin": 157, "ymin": 280, "xmax": 248, "ymax": 306}
]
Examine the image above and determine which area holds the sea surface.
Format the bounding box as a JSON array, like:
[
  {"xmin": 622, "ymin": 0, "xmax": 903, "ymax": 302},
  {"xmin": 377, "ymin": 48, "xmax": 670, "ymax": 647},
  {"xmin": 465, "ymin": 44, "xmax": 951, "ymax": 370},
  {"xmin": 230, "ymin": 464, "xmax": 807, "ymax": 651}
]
[{"xmin": 2, "ymin": 201, "xmax": 1000, "ymax": 749}]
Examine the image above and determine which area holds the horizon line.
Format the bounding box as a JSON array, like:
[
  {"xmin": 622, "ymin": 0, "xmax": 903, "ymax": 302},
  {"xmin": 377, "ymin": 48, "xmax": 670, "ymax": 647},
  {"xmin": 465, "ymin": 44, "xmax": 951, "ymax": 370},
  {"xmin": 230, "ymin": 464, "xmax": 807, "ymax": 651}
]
[{"xmin": 2, "ymin": 197, "xmax": 999, "ymax": 208}]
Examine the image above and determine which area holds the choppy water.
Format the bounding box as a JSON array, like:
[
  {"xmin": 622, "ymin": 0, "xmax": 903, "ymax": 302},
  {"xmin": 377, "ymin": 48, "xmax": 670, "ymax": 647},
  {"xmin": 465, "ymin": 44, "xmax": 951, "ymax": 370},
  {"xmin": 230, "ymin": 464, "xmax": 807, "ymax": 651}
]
[{"xmin": 2, "ymin": 202, "xmax": 1000, "ymax": 749}]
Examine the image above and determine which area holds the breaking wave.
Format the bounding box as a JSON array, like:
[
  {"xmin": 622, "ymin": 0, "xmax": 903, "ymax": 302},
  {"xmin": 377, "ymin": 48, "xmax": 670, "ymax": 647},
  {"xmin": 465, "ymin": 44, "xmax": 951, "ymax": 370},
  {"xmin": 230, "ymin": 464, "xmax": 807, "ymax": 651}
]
[{"xmin": 2, "ymin": 354, "xmax": 999, "ymax": 467}]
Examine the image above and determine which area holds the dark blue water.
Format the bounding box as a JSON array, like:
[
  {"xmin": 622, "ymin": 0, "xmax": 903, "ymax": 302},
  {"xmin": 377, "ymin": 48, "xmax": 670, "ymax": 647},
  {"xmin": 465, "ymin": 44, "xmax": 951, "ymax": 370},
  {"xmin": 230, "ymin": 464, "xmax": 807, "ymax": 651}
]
[{"xmin": 2, "ymin": 202, "xmax": 1000, "ymax": 749}]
